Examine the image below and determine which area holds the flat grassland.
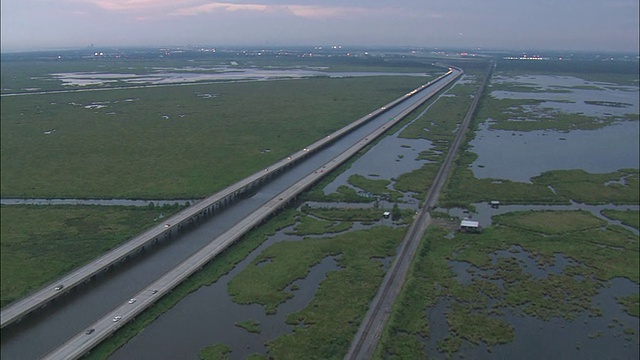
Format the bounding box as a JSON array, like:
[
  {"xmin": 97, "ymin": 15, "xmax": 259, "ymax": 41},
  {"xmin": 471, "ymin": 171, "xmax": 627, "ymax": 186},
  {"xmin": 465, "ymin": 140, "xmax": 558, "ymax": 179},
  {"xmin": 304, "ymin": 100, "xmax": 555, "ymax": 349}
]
[{"xmin": 1, "ymin": 76, "xmax": 429, "ymax": 199}]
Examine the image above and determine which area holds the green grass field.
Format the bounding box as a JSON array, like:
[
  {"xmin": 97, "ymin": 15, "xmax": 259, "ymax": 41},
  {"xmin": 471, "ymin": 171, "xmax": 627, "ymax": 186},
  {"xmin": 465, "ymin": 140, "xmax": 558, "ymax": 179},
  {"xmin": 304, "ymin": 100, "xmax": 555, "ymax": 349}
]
[
  {"xmin": 1, "ymin": 75, "xmax": 430, "ymax": 199},
  {"xmin": 0, "ymin": 204, "xmax": 185, "ymax": 306}
]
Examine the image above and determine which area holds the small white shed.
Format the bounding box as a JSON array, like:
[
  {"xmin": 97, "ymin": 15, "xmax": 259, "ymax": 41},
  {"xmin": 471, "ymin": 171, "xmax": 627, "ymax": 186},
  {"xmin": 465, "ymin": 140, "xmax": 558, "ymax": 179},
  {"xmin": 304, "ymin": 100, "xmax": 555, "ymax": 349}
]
[{"xmin": 460, "ymin": 219, "xmax": 480, "ymax": 232}]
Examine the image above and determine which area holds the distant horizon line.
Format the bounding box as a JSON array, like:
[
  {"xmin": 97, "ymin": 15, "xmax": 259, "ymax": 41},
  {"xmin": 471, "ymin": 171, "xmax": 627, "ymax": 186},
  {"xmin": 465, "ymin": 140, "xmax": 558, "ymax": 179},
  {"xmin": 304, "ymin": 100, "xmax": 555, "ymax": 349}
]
[{"xmin": 1, "ymin": 44, "xmax": 639, "ymax": 56}]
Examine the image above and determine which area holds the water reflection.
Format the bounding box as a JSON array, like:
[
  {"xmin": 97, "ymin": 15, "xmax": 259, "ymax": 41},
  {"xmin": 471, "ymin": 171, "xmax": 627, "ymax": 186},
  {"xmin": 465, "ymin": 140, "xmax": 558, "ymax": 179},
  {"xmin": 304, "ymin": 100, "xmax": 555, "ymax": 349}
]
[
  {"xmin": 472, "ymin": 74, "xmax": 639, "ymax": 183},
  {"xmin": 51, "ymin": 68, "xmax": 429, "ymax": 87},
  {"xmin": 491, "ymin": 74, "xmax": 639, "ymax": 117},
  {"xmin": 111, "ymin": 226, "xmax": 340, "ymax": 360},
  {"xmin": 323, "ymin": 129, "xmax": 432, "ymax": 195},
  {"xmin": 470, "ymin": 121, "xmax": 639, "ymax": 182},
  {"xmin": 426, "ymin": 248, "xmax": 640, "ymax": 359}
]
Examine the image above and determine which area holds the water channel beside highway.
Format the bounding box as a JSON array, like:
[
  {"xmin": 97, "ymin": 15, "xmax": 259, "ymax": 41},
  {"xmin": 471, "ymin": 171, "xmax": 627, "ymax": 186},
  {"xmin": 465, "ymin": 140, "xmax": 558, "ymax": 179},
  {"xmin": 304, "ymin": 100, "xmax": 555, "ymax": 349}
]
[
  {"xmin": 1, "ymin": 71, "xmax": 459, "ymax": 359},
  {"xmin": 107, "ymin": 78, "xmax": 464, "ymax": 359}
]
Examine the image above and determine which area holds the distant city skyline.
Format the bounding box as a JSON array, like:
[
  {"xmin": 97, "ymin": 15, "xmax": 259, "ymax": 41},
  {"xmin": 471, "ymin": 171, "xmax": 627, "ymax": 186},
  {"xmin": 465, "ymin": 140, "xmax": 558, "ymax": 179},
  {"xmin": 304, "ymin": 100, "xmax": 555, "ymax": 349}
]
[{"xmin": 1, "ymin": 0, "xmax": 638, "ymax": 53}]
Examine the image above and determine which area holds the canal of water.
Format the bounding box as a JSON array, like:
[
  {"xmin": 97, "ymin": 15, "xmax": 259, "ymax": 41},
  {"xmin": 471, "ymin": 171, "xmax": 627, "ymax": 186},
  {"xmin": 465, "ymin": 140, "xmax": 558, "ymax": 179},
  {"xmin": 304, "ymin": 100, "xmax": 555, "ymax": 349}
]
[{"xmin": 107, "ymin": 77, "xmax": 465, "ymax": 360}]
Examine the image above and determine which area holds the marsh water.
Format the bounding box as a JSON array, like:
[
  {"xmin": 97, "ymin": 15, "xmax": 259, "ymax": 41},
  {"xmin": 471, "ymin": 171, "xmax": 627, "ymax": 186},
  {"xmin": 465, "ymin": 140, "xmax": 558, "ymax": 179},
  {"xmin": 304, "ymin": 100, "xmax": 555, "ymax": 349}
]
[
  {"xmin": 49, "ymin": 68, "xmax": 428, "ymax": 87},
  {"xmin": 114, "ymin": 73, "xmax": 639, "ymax": 359},
  {"xmin": 438, "ymin": 246, "xmax": 640, "ymax": 360},
  {"xmin": 429, "ymin": 73, "xmax": 640, "ymax": 358},
  {"xmin": 3, "ymin": 71, "xmax": 638, "ymax": 359},
  {"xmin": 470, "ymin": 120, "xmax": 639, "ymax": 182},
  {"xmin": 472, "ymin": 75, "xmax": 639, "ymax": 182},
  {"xmin": 108, "ymin": 79, "xmax": 454, "ymax": 360},
  {"xmin": 110, "ymin": 224, "xmax": 343, "ymax": 360}
]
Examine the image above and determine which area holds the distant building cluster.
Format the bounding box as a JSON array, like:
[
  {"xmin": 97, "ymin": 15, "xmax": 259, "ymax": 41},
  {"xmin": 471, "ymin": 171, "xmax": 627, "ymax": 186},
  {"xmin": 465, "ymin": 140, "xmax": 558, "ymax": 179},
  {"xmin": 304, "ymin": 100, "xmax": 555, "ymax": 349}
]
[{"xmin": 503, "ymin": 54, "xmax": 550, "ymax": 60}]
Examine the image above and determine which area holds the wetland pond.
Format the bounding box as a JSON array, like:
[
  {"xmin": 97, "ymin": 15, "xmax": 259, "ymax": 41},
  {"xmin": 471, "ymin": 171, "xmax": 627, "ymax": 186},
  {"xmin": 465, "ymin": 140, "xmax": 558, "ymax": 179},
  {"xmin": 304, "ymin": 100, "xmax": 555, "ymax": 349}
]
[
  {"xmin": 427, "ymin": 73, "xmax": 639, "ymax": 358},
  {"xmin": 426, "ymin": 250, "xmax": 639, "ymax": 359},
  {"xmin": 48, "ymin": 67, "xmax": 429, "ymax": 87},
  {"xmin": 471, "ymin": 74, "xmax": 639, "ymax": 182},
  {"xmin": 111, "ymin": 223, "xmax": 343, "ymax": 360}
]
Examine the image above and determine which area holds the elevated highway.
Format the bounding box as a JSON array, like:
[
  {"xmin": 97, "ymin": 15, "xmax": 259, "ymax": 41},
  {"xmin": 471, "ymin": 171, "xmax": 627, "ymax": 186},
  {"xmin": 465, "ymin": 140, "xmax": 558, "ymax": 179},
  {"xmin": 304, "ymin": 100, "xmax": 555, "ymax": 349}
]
[
  {"xmin": 1, "ymin": 68, "xmax": 457, "ymax": 331},
  {"xmin": 40, "ymin": 67, "xmax": 463, "ymax": 359},
  {"xmin": 1, "ymin": 69, "xmax": 461, "ymax": 358}
]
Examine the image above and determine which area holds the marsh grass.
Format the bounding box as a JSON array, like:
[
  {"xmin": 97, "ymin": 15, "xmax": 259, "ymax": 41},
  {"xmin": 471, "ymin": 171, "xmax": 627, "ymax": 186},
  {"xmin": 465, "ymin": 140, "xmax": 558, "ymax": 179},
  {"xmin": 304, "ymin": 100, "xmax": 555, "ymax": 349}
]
[
  {"xmin": 476, "ymin": 64, "xmax": 639, "ymax": 133},
  {"xmin": 303, "ymin": 207, "xmax": 388, "ymax": 222},
  {"xmin": 616, "ymin": 294, "xmax": 640, "ymax": 317},
  {"xmin": 601, "ymin": 210, "xmax": 640, "ymax": 229},
  {"xmin": 393, "ymin": 163, "xmax": 441, "ymax": 199},
  {"xmin": 441, "ymin": 151, "xmax": 639, "ymax": 208},
  {"xmin": 199, "ymin": 344, "xmax": 231, "ymax": 360},
  {"xmin": 441, "ymin": 152, "xmax": 564, "ymax": 207},
  {"xmin": 235, "ymin": 319, "xmax": 261, "ymax": 334},
  {"xmin": 497, "ymin": 210, "xmax": 607, "ymax": 234},
  {"xmin": 493, "ymin": 60, "xmax": 640, "ymax": 86},
  {"xmin": 377, "ymin": 63, "xmax": 639, "ymax": 359},
  {"xmin": 441, "ymin": 302, "xmax": 515, "ymax": 350},
  {"xmin": 254, "ymin": 226, "xmax": 407, "ymax": 359},
  {"xmin": 476, "ymin": 96, "xmax": 638, "ymax": 132},
  {"xmin": 389, "ymin": 73, "xmax": 486, "ymax": 199},
  {"xmin": 532, "ymin": 169, "xmax": 639, "ymax": 205},
  {"xmin": 227, "ymin": 227, "xmax": 401, "ymax": 314},
  {"xmin": 292, "ymin": 216, "xmax": 352, "ymax": 236},
  {"xmin": 377, "ymin": 209, "xmax": 639, "ymax": 358},
  {"xmin": 1, "ymin": 76, "xmax": 427, "ymax": 199},
  {"xmin": 347, "ymin": 174, "xmax": 403, "ymax": 201},
  {"xmin": 0, "ymin": 204, "xmax": 185, "ymax": 306}
]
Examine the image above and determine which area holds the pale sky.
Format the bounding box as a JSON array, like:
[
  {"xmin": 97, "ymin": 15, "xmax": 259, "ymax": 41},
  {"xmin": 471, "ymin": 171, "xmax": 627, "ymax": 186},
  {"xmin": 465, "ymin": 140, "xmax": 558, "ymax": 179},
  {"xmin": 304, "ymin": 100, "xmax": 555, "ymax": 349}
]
[{"xmin": 1, "ymin": 0, "xmax": 638, "ymax": 53}]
